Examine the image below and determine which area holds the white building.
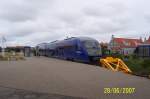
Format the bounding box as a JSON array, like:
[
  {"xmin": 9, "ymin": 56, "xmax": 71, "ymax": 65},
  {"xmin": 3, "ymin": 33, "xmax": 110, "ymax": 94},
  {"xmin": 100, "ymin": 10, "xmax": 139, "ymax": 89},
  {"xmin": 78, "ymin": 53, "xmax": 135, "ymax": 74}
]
[{"xmin": 108, "ymin": 35, "xmax": 143, "ymax": 55}]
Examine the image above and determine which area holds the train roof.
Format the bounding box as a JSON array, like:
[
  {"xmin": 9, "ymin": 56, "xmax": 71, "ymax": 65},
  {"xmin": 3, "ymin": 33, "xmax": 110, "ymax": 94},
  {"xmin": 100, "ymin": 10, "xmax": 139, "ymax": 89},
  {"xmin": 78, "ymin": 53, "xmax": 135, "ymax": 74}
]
[
  {"xmin": 63, "ymin": 37, "xmax": 98, "ymax": 42},
  {"xmin": 37, "ymin": 37, "xmax": 99, "ymax": 49},
  {"xmin": 77, "ymin": 37, "xmax": 98, "ymax": 41},
  {"xmin": 47, "ymin": 37, "xmax": 98, "ymax": 44}
]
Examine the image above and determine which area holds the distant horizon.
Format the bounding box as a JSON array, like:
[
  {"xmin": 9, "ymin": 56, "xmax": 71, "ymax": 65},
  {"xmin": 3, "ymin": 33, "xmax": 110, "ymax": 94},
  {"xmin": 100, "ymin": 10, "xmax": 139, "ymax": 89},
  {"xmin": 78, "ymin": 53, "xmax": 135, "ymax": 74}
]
[{"xmin": 0, "ymin": 33, "xmax": 149, "ymax": 47}]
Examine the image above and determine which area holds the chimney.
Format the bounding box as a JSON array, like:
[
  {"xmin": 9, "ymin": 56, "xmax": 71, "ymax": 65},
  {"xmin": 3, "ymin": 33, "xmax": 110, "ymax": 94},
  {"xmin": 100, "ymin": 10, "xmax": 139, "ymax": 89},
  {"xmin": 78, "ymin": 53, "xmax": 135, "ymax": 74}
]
[
  {"xmin": 111, "ymin": 34, "xmax": 115, "ymax": 40},
  {"xmin": 144, "ymin": 37, "xmax": 147, "ymax": 42},
  {"xmin": 140, "ymin": 36, "xmax": 143, "ymax": 42},
  {"xmin": 111, "ymin": 35, "xmax": 115, "ymax": 48}
]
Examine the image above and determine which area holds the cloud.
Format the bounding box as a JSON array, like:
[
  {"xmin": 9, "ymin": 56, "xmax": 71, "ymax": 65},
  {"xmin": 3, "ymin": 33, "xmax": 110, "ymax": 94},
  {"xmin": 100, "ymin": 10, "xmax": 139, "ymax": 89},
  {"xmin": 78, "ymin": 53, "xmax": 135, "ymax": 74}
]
[
  {"xmin": 0, "ymin": 0, "xmax": 150, "ymax": 46},
  {"xmin": 0, "ymin": 0, "xmax": 53, "ymax": 22}
]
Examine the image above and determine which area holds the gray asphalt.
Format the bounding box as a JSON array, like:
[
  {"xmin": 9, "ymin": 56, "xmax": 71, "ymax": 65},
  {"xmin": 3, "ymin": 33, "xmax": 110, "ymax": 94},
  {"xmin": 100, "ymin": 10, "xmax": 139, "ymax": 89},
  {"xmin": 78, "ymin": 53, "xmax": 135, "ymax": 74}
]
[
  {"xmin": 0, "ymin": 86, "xmax": 84, "ymax": 99},
  {"xmin": 0, "ymin": 57, "xmax": 149, "ymax": 99}
]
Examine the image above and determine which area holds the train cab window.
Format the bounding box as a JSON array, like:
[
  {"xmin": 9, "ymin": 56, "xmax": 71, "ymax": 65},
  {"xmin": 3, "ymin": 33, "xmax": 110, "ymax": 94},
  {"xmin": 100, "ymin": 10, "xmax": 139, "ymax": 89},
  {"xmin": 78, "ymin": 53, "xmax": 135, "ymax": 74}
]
[
  {"xmin": 83, "ymin": 41, "xmax": 99, "ymax": 49},
  {"xmin": 82, "ymin": 41, "xmax": 101, "ymax": 56}
]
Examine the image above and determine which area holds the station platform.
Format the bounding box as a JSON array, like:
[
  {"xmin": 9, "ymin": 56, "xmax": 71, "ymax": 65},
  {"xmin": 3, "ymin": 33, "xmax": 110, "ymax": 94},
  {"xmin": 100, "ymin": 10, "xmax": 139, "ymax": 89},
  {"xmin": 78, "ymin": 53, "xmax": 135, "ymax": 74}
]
[{"xmin": 0, "ymin": 57, "xmax": 149, "ymax": 99}]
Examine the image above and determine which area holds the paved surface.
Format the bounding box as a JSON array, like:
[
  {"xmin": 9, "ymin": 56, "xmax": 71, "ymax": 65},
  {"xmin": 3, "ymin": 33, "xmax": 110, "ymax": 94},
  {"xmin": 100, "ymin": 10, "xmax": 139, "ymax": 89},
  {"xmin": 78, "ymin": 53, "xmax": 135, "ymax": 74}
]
[
  {"xmin": 0, "ymin": 86, "xmax": 84, "ymax": 99},
  {"xmin": 0, "ymin": 57, "xmax": 149, "ymax": 99}
]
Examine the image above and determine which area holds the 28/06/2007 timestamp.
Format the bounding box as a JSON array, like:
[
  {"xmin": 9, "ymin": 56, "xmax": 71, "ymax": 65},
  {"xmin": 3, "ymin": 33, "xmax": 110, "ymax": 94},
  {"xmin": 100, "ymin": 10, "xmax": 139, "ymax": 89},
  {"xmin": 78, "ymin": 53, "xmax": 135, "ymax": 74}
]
[{"xmin": 104, "ymin": 88, "xmax": 135, "ymax": 94}]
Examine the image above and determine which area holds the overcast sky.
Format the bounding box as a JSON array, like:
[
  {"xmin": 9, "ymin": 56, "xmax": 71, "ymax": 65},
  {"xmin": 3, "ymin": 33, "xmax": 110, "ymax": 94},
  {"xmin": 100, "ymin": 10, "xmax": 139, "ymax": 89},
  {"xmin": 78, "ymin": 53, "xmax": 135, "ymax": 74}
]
[{"xmin": 0, "ymin": 0, "xmax": 150, "ymax": 46}]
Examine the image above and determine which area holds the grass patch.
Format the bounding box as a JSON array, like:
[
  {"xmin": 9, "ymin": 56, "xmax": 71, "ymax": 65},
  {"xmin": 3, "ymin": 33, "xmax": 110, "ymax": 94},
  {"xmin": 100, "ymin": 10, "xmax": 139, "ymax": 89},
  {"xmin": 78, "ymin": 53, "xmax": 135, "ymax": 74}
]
[
  {"xmin": 0, "ymin": 52, "xmax": 25, "ymax": 61},
  {"xmin": 124, "ymin": 57, "xmax": 150, "ymax": 76}
]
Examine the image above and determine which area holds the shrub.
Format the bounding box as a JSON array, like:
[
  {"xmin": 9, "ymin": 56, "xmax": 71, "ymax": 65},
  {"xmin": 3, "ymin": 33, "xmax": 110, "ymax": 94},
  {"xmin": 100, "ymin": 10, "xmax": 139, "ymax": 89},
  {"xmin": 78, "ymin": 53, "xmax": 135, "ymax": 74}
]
[
  {"xmin": 124, "ymin": 57, "xmax": 150, "ymax": 76},
  {"xmin": 141, "ymin": 58, "xmax": 150, "ymax": 68}
]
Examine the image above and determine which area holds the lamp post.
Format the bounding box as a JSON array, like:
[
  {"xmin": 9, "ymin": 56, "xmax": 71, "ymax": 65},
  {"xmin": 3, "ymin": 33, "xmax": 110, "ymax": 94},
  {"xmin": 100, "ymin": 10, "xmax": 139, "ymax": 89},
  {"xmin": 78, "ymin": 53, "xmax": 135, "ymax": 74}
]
[{"xmin": 1, "ymin": 36, "xmax": 6, "ymax": 57}]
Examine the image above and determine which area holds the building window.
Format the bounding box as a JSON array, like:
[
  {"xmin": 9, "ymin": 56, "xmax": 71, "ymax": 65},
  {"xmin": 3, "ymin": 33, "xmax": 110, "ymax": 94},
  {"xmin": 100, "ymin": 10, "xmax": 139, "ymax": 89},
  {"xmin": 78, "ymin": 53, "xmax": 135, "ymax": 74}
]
[{"xmin": 123, "ymin": 41, "xmax": 130, "ymax": 46}]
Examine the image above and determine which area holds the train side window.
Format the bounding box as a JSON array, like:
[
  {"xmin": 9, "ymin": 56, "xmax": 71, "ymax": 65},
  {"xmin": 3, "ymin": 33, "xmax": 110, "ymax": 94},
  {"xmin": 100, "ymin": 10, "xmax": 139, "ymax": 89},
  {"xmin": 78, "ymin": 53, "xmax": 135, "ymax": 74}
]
[
  {"xmin": 139, "ymin": 47, "xmax": 143, "ymax": 56},
  {"xmin": 146, "ymin": 47, "xmax": 149, "ymax": 56}
]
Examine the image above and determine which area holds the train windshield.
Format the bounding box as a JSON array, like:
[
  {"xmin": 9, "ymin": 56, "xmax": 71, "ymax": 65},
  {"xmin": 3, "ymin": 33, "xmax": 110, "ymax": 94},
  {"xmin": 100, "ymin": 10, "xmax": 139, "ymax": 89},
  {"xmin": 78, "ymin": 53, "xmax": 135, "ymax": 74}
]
[{"xmin": 82, "ymin": 40, "xmax": 101, "ymax": 56}]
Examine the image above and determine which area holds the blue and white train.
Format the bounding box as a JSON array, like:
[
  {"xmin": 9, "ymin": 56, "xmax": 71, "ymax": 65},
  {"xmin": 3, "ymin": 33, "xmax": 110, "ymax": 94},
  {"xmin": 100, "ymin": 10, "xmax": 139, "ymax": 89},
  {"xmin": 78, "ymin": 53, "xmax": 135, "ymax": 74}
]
[{"xmin": 36, "ymin": 37, "xmax": 102, "ymax": 63}]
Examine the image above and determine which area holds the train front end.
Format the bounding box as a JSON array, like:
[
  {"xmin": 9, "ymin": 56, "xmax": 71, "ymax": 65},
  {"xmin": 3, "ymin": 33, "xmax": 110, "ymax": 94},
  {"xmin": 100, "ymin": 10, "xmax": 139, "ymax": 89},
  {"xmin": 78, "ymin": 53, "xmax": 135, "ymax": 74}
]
[{"xmin": 81, "ymin": 38, "xmax": 102, "ymax": 64}]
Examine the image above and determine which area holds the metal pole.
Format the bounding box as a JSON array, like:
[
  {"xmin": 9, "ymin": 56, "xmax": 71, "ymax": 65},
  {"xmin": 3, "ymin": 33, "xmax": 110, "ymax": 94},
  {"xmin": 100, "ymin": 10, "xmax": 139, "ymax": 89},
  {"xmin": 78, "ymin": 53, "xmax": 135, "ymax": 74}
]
[{"xmin": 1, "ymin": 36, "xmax": 6, "ymax": 57}]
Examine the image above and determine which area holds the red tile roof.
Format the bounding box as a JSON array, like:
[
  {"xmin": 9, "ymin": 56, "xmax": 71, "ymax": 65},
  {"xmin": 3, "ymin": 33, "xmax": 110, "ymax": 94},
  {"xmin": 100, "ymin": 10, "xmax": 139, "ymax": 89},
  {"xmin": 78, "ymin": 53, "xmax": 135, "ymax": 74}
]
[{"xmin": 113, "ymin": 38, "xmax": 142, "ymax": 48}]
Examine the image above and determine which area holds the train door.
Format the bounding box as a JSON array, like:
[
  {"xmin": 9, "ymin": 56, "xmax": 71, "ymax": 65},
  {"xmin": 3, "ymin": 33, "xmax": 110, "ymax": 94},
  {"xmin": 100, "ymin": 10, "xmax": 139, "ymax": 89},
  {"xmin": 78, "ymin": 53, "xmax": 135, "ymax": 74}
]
[
  {"xmin": 75, "ymin": 41, "xmax": 89, "ymax": 62},
  {"xmin": 63, "ymin": 43, "xmax": 76, "ymax": 60},
  {"xmin": 59, "ymin": 47, "xmax": 64, "ymax": 58},
  {"xmin": 67, "ymin": 45, "xmax": 74, "ymax": 60}
]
